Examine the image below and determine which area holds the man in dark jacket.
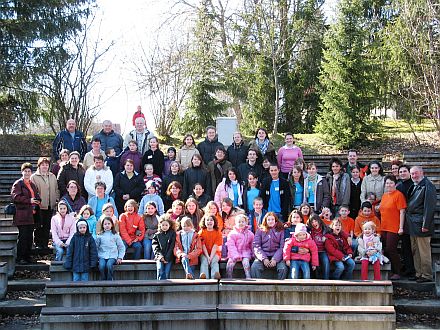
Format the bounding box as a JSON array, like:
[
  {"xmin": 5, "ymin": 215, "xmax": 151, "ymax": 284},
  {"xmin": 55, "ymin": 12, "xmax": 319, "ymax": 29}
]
[
  {"xmin": 405, "ymin": 166, "xmax": 436, "ymax": 283},
  {"xmin": 226, "ymin": 132, "xmax": 248, "ymax": 169},
  {"xmin": 197, "ymin": 125, "xmax": 224, "ymax": 164},
  {"xmin": 207, "ymin": 146, "xmax": 232, "ymax": 196},
  {"xmin": 52, "ymin": 119, "xmax": 87, "ymax": 161},
  {"xmin": 238, "ymin": 148, "xmax": 263, "ymax": 183},
  {"xmin": 92, "ymin": 120, "xmax": 124, "ymax": 155}
]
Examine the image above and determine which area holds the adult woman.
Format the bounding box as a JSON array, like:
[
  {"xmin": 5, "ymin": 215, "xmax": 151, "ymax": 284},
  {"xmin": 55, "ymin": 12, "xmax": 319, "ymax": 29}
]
[
  {"xmin": 360, "ymin": 161, "xmax": 385, "ymax": 204},
  {"xmin": 60, "ymin": 180, "xmax": 86, "ymax": 214},
  {"xmin": 182, "ymin": 154, "xmax": 211, "ymax": 199},
  {"xmin": 390, "ymin": 160, "xmax": 402, "ymax": 179},
  {"xmin": 288, "ymin": 165, "xmax": 304, "ymax": 209},
  {"xmin": 176, "ymin": 133, "xmax": 200, "ymax": 171},
  {"xmin": 226, "ymin": 132, "xmax": 248, "ymax": 169},
  {"xmin": 142, "ymin": 137, "xmax": 165, "ymax": 177},
  {"xmin": 57, "ymin": 151, "xmax": 86, "ymax": 198},
  {"xmin": 162, "ymin": 161, "xmax": 184, "ymax": 199},
  {"xmin": 51, "ymin": 149, "xmax": 69, "ymax": 177},
  {"xmin": 31, "ymin": 157, "xmax": 60, "ymax": 249},
  {"xmin": 12, "ymin": 163, "xmax": 41, "ymax": 264},
  {"xmin": 248, "ymin": 128, "xmax": 276, "ymax": 164},
  {"xmin": 277, "ymin": 133, "xmax": 303, "ymax": 179},
  {"xmin": 214, "ymin": 168, "xmax": 244, "ymax": 209},
  {"xmin": 113, "ymin": 159, "xmax": 145, "ymax": 215},
  {"xmin": 163, "ymin": 181, "xmax": 183, "ymax": 212},
  {"xmin": 379, "ymin": 175, "xmax": 407, "ymax": 280},
  {"xmin": 303, "ymin": 162, "xmax": 330, "ymax": 213},
  {"xmin": 326, "ymin": 158, "xmax": 351, "ymax": 215},
  {"xmin": 88, "ymin": 181, "xmax": 118, "ymax": 219}
]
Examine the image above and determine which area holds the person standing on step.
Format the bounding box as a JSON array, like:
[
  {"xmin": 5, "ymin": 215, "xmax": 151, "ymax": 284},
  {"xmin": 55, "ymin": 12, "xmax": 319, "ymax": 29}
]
[
  {"xmin": 197, "ymin": 125, "xmax": 224, "ymax": 165},
  {"xmin": 52, "ymin": 119, "xmax": 87, "ymax": 161},
  {"xmin": 92, "ymin": 120, "xmax": 124, "ymax": 156}
]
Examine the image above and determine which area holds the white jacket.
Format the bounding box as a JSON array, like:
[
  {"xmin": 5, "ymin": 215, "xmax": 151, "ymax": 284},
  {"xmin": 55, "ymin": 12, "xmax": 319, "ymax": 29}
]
[{"xmin": 84, "ymin": 165, "xmax": 114, "ymax": 197}]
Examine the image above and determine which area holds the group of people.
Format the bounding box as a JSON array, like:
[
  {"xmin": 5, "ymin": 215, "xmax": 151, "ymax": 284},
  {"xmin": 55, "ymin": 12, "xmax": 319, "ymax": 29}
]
[{"xmin": 10, "ymin": 117, "xmax": 436, "ymax": 283}]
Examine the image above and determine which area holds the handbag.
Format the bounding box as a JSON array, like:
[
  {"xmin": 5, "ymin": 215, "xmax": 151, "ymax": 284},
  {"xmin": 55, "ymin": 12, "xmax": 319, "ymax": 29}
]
[{"xmin": 5, "ymin": 203, "xmax": 16, "ymax": 215}]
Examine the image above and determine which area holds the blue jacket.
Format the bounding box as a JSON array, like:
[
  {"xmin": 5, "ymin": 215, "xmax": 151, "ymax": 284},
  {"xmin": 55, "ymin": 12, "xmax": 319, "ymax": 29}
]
[
  {"xmin": 53, "ymin": 129, "xmax": 87, "ymax": 160},
  {"xmin": 105, "ymin": 156, "xmax": 121, "ymax": 178},
  {"xmin": 95, "ymin": 231, "xmax": 126, "ymax": 260},
  {"xmin": 63, "ymin": 221, "xmax": 98, "ymax": 273},
  {"xmin": 88, "ymin": 194, "xmax": 119, "ymax": 218},
  {"xmin": 248, "ymin": 209, "xmax": 268, "ymax": 233},
  {"xmin": 138, "ymin": 194, "xmax": 165, "ymax": 216},
  {"xmin": 92, "ymin": 130, "xmax": 124, "ymax": 155}
]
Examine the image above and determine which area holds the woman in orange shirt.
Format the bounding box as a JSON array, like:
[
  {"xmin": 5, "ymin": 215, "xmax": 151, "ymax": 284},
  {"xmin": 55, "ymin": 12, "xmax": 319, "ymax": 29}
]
[{"xmin": 379, "ymin": 175, "xmax": 407, "ymax": 280}]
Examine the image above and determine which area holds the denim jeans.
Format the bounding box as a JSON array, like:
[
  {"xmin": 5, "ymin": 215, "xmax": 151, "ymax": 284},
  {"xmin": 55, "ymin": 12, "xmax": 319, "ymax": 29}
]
[
  {"xmin": 332, "ymin": 258, "xmax": 355, "ymax": 280},
  {"xmin": 124, "ymin": 241, "xmax": 142, "ymax": 260},
  {"xmin": 72, "ymin": 272, "xmax": 89, "ymax": 281},
  {"xmin": 54, "ymin": 241, "xmax": 67, "ymax": 261},
  {"xmin": 181, "ymin": 257, "xmax": 195, "ymax": 277},
  {"xmin": 200, "ymin": 255, "xmax": 220, "ymax": 279},
  {"xmin": 143, "ymin": 238, "xmax": 154, "ymax": 260},
  {"xmin": 351, "ymin": 239, "xmax": 359, "ymax": 258},
  {"xmin": 99, "ymin": 258, "xmax": 116, "ymax": 280},
  {"xmin": 318, "ymin": 251, "xmax": 330, "ymax": 280},
  {"xmin": 156, "ymin": 260, "xmax": 173, "ymax": 280},
  {"xmin": 250, "ymin": 259, "xmax": 288, "ymax": 280},
  {"xmin": 290, "ymin": 260, "xmax": 310, "ymax": 279}
]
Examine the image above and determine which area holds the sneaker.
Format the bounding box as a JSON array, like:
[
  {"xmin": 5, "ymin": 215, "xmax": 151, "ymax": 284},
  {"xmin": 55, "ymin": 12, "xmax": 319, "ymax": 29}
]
[
  {"xmin": 199, "ymin": 273, "xmax": 207, "ymax": 279},
  {"xmin": 214, "ymin": 272, "xmax": 221, "ymax": 280},
  {"xmin": 416, "ymin": 277, "xmax": 432, "ymax": 283},
  {"xmin": 390, "ymin": 274, "xmax": 400, "ymax": 280},
  {"xmin": 186, "ymin": 273, "xmax": 193, "ymax": 280}
]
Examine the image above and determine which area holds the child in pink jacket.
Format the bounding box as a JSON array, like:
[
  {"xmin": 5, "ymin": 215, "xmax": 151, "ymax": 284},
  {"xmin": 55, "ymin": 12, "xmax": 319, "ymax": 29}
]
[
  {"xmin": 226, "ymin": 214, "xmax": 254, "ymax": 278},
  {"xmin": 283, "ymin": 223, "xmax": 319, "ymax": 279}
]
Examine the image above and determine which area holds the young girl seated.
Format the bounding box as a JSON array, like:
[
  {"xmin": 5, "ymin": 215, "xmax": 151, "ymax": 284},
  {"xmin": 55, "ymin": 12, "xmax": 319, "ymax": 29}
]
[
  {"xmin": 95, "ymin": 217, "xmax": 126, "ymax": 280},
  {"xmin": 143, "ymin": 201, "xmax": 160, "ymax": 260},
  {"xmin": 284, "ymin": 209, "xmax": 304, "ymax": 240},
  {"xmin": 184, "ymin": 198, "xmax": 204, "ymax": 231},
  {"xmin": 63, "ymin": 220, "xmax": 98, "ymax": 281},
  {"xmin": 96, "ymin": 203, "xmax": 119, "ymax": 235},
  {"xmin": 358, "ymin": 221, "xmax": 387, "ymax": 280},
  {"xmin": 152, "ymin": 217, "xmax": 176, "ymax": 280},
  {"xmin": 299, "ymin": 203, "xmax": 312, "ymax": 223},
  {"xmin": 325, "ymin": 219, "xmax": 355, "ymax": 280},
  {"xmin": 198, "ymin": 215, "xmax": 223, "ymax": 279},
  {"xmin": 319, "ymin": 207, "xmax": 332, "ymax": 226},
  {"xmin": 119, "ymin": 199, "xmax": 145, "ymax": 260},
  {"xmin": 78, "ymin": 205, "xmax": 97, "ymax": 239},
  {"xmin": 51, "ymin": 201, "xmax": 77, "ymax": 261},
  {"xmin": 204, "ymin": 201, "xmax": 224, "ymax": 232},
  {"xmin": 283, "ymin": 223, "xmax": 318, "ymax": 279},
  {"xmin": 138, "ymin": 181, "xmax": 165, "ymax": 216},
  {"xmin": 174, "ymin": 217, "xmax": 202, "ymax": 279},
  {"xmin": 226, "ymin": 214, "xmax": 255, "ymax": 279},
  {"xmin": 307, "ymin": 214, "xmax": 331, "ymax": 279}
]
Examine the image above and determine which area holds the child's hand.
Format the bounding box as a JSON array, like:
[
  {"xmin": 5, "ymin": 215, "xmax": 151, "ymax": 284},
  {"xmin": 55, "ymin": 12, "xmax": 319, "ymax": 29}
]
[
  {"xmin": 348, "ymin": 254, "xmax": 352, "ymax": 258},
  {"xmin": 347, "ymin": 237, "xmax": 352, "ymax": 245},
  {"xmin": 312, "ymin": 266, "xmax": 316, "ymax": 271},
  {"xmin": 269, "ymin": 259, "xmax": 277, "ymax": 268},
  {"xmin": 263, "ymin": 259, "xmax": 271, "ymax": 267},
  {"xmin": 160, "ymin": 257, "xmax": 165, "ymax": 262},
  {"xmin": 398, "ymin": 228, "xmax": 404, "ymax": 235},
  {"xmin": 285, "ymin": 260, "xmax": 290, "ymax": 267},
  {"xmin": 116, "ymin": 258, "xmax": 122, "ymax": 265},
  {"xmin": 298, "ymin": 247, "xmax": 309, "ymax": 254}
]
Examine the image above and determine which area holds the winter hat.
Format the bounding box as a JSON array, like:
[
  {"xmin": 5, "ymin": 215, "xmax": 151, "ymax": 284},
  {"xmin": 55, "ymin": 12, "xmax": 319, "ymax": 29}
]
[
  {"xmin": 146, "ymin": 181, "xmax": 157, "ymax": 190},
  {"xmin": 167, "ymin": 147, "xmax": 177, "ymax": 154},
  {"xmin": 76, "ymin": 219, "xmax": 88, "ymax": 228},
  {"xmin": 294, "ymin": 223, "xmax": 308, "ymax": 237}
]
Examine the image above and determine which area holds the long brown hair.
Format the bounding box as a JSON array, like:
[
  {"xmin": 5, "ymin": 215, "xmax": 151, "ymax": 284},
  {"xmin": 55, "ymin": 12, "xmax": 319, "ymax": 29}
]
[{"xmin": 260, "ymin": 212, "xmax": 284, "ymax": 232}]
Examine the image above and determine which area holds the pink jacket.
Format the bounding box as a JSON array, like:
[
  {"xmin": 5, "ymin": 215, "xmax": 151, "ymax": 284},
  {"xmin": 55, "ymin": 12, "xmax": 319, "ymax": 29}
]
[
  {"xmin": 227, "ymin": 226, "xmax": 255, "ymax": 261},
  {"xmin": 214, "ymin": 178, "xmax": 244, "ymax": 209},
  {"xmin": 51, "ymin": 213, "xmax": 77, "ymax": 246},
  {"xmin": 283, "ymin": 234, "xmax": 319, "ymax": 267}
]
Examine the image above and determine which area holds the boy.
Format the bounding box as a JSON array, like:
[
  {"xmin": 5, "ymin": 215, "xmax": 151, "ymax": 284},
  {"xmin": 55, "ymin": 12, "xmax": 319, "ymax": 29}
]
[
  {"xmin": 105, "ymin": 147, "xmax": 120, "ymax": 178},
  {"xmin": 338, "ymin": 205, "xmax": 356, "ymax": 251},
  {"xmin": 248, "ymin": 197, "xmax": 267, "ymax": 233},
  {"xmin": 354, "ymin": 201, "xmax": 381, "ymax": 238},
  {"xmin": 319, "ymin": 207, "xmax": 332, "ymax": 226}
]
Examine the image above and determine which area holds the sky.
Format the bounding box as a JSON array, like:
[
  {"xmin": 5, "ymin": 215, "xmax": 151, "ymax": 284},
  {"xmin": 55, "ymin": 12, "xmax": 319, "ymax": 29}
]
[{"xmin": 92, "ymin": 0, "xmax": 339, "ymax": 136}]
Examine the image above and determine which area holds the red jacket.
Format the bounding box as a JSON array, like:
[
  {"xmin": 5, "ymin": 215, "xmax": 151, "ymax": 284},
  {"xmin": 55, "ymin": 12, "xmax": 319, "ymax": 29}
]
[
  {"xmin": 324, "ymin": 232, "xmax": 353, "ymax": 263},
  {"xmin": 119, "ymin": 212, "xmax": 145, "ymax": 244},
  {"xmin": 174, "ymin": 231, "xmax": 202, "ymax": 266},
  {"xmin": 283, "ymin": 234, "xmax": 319, "ymax": 267}
]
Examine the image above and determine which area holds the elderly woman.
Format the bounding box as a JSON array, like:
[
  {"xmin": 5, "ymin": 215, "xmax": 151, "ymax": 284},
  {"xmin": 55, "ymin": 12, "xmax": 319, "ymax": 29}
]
[
  {"xmin": 11, "ymin": 163, "xmax": 41, "ymax": 264},
  {"xmin": 88, "ymin": 181, "xmax": 118, "ymax": 220},
  {"xmin": 31, "ymin": 157, "xmax": 60, "ymax": 249},
  {"xmin": 60, "ymin": 180, "xmax": 86, "ymax": 215}
]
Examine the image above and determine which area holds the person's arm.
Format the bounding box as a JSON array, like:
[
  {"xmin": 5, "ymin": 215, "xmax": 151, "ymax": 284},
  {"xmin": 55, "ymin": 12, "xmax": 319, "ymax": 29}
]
[
  {"xmin": 398, "ymin": 209, "xmax": 405, "ymax": 234},
  {"xmin": 83, "ymin": 170, "xmax": 95, "ymax": 197}
]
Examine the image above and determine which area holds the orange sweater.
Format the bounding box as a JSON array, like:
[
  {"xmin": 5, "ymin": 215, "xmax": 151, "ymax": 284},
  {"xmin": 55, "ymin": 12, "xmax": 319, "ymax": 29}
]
[{"xmin": 354, "ymin": 213, "xmax": 381, "ymax": 237}]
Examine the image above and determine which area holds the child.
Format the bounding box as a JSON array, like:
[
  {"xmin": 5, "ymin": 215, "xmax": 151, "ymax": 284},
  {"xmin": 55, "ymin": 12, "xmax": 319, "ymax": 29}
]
[
  {"xmin": 51, "ymin": 201, "xmax": 77, "ymax": 261},
  {"xmin": 214, "ymin": 168, "xmax": 244, "ymax": 209},
  {"xmin": 367, "ymin": 192, "xmax": 380, "ymax": 218},
  {"xmin": 143, "ymin": 164, "xmax": 162, "ymax": 195},
  {"xmin": 248, "ymin": 197, "xmax": 267, "ymax": 233},
  {"xmin": 198, "ymin": 215, "xmax": 223, "ymax": 279},
  {"xmin": 299, "ymin": 203, "xmax": 312, "ymax": 223},
  {"xmin": 163, "ymin": 147, "xmax": 177, "ymax": 177},
  {"xmin": 354, "ymin": 201, "xmax": 381, "ymax": 238},
  {"xmin": 78, "ymin": 205, "xmax": 97, "ymax": 239},
  {"xmin": 174, "ymin": 217, "xmax": 202, "ymax": 279},
  {"xmin": 96, "ymin": 203, "xmax": 119, "ymax": 235},
  {"xmin": 325, "ymin": 219, "xmax": 355, "ymax": 280},
  {"xmin": 120, "ymin": 140, "xmax": 142, "ymax": 173},
  {"xmin": 152, "ymin": 217, "xmax": 176, "ymax": 280},
  {"xmin": 243, "ymin": 172, "xmax": 260, "ymax": 213},
  {"xmin": 338, "ymin": 205, "xmax": 356, "ymax": 252},
  {"xmin": 164, "ymin": 200, "xmax": 185, "ymax": 223},
  {"xmin": 189, "ymin": 183, "xmax": 210, "ymax": 209},
  {"xmin": 307, "ymin": 214, "xmax": 331, "ymax": 279},
  {"xmin": 204, "ymin": 201, "xmax": 224, "ymax": 232},
  {"xmin": 119, "ymin": 199, "xmax": 145, "ymax": 260},
  {"xmin": 105, "ymin": 147, "xmax": 120, "ymax": 178},
  {"xmin": 63, "ymin": 220, "xmax": 98, "ymax": 281},
  {"xmin": 283, "ymin": 223, "xmax": 318, "ymax": 279},
  {"xmin": 358, "ymin": 221, "xmax": 387, "ymax": 280},
  {"xmin": 184, "ymin": 198, "xmax": 204, "ymax": 231},
  {"xmin": 95, "ymin": 217, "xmax": 126, "ymax": 280},
  {"xmin": 226, "ymin": 214, "xmax": 254, "ymax": 279},
  {"xmin": 138, "ymin": 181, "xmax": 165, "ymax": 216},
  {"xmin": 143, "ymin": 201, "xmax": 160, "ymax": 260},
  {"xmin": 319, "ymin": 207, "xmax": 332, "ymax": 226},
  {"xmin": 284, "ymin": 209, "xmax": 304, "ymax": 240},
  {"xmin": 349, "ymin": 165, "xmax": 362, "ymax": 218}
]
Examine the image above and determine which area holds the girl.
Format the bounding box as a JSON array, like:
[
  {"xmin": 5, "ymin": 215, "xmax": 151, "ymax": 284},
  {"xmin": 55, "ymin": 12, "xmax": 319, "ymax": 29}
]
[
  {"xmin": 142, "ymin": 137, "xmax": 165, "ymax": 177},
  {"xmin": 294, "ymin": 158, "xmax": 308, "ymax": 179},
  {"xmin": 198, "ymin": 215, "xmax": 222, "ymax": 279},
  {"xmin": 214, "ymin": 168, "xmax": 244, "ymax": 209},
  {"xmin": 162, "ymin": 161, "xmax": 184, "ymax": 199},
  {"xmin": 226, "ymin": 214, "xmax": 255, "ymax": 279},
  {"xmin": 152, "ymin": 217, "xmax": 177, "ymax": 280},
  {"xmin": 251, "ymin": 212, "xmax": 287, "ymax": 279},
  {"xmin": 95, "ymin": 217, "xmax": 126, "ymax": 280},
  {"xmin": 307, "ymin": 214, "xmax": 331, "ymax": 279},
  {"xmin": 242, "ymin": 172, "xmax": 260, "ymax": 213},
  {"xmin": 189, "ymin": 183, "xmax": 210, "ymax": 209},
  {"xmin": 358, "ymin": 221, "xmax": 387, "ymax": 281},
  {"xmin": 284, "ymin": 209, "xmax": 304, "ymax": 240},
  {"xmin": 164, "ymin": 200, "xmax": 185, "ymax": 223},
  {"xmin": 143, "ymin": 201, "xmax": 160, "ymax": 260},
  {"xmin": 174, "ymin": 217, "xmax": 202, "ymax": 279},
  {"xmin": 277, "ymin": 133, "xmax": 303, "ymax": 179},
  {"xmin": 303, "ymin": 162, "xmax": 330, "ymax": 214},
  {"xmin": 283, "ymin": 223, "xmax": 319, "ymax": 279},
  {"xmin": 163, "ymin": 181, "xmax": 183, "ymax": 212},
  {"xmin": 176, "ymin": 133, "xmax": 200, "ymax": 171},
  {"xmin": 51, "ymin": 201, "xmax": 77, "ymax": 261},
  {"xmin": 184, "ymin": 198, "xmax": 204, "ymax": 231},
  {"xmin": 142, "ymin": 164, "xmax": 162, "ymax": 196},
  {"xmin": 163, "ymin": 147, "xmax": 177, "ymax": 177},
  {"xmin": 361, "ymin": 161, "xmax": 385, "ymax": 204},
  {"xmin": 119, "ymin": 199, "xmax": 145, "ymax": 260},
  {"xmin": 96, "ymin": 203, "xmax": 119, "ymax": 235},
  {"xmin": 204, "ymin": 201, "xmax": 224, "ymax": 232},
  {"xmin": 299, "ymin": 203, "xmax": 312, "ymax": 223},
  {"xmin": 349, "ymin": 165, "xmax": 362, "ymax": 218},
  {"xmin": 138, "ymin": 181, "xmax": 165, "ymax": 216},
  {"xmin": 319, "ymin": 207, "xmax": 332, "ymax": 226},
  {"xmin": 260, "ymin": 156, "xmax": 271, "ymax": 183},
  {"xmin": 119, "ymin": 140, "xmax": 142, "ymax": 173},
  {"xmin": 63, "ymin": 220, "xmax": 98, "ymax": 281},
  {"xmin": 182, "ymin": 154, "xmax": 211, "ymax": 199},
  {"xmin": 288, "ymin": 165, "xmax": 304, "ymax": 209},
  {"xmin": 77, "ymin": 205, "xmax": 97, "ymax": 239},
  {"xmin": 326, "ymin": 158, "xmax": 350, "ymax": 215},
  {"xmin": 325, "ymin": 219, "xmax": 355, "ymax": 280},
  {"xmin": 248, "ymin": 127, "xmax": 276, "ymax": 164}
]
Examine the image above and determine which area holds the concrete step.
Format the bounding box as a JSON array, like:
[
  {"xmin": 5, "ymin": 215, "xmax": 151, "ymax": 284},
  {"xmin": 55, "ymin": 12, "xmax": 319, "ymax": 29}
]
[
  {"xmin": 395, "ymin": 299, "xmax": 440, "ymax": 316},
  {"xmin": 15, "ymin": 261, "xmax": 50, "ymax": 272},
  {"xmin": 393, "ymin": 278, "xmax": 435, "ymax": 292},
  {"xmin": 0, "ymin": 296, "xmax": 45, "ymax": 316},
  {"xmin": 8, "ymin": 279, "xmax": 49, "ymax": 291}
]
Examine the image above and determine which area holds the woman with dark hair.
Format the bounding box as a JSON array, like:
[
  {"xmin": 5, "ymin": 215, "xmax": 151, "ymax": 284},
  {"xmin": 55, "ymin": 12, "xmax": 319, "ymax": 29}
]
[
  {"xmin": 361, "ymin": 161, "xmax": 385, "ymax": 204},
  {"xmin": 12, "ymin": 163, "xmax": 41, "ymax": 264},
  {"xmin": 60, "ymin": 180, "xmax": 86, "ymax": 214},
  {"xmin": 163, "ymin": 181, "xmax": 183, "ymax": 211},
  {"xmin": 288, "ymin": 165, "xmax": 305, "ymax": 209},
  {"xmin": 277, "ymin": 133, "xmax": 303, "ymax": 179},
  {"xmin": 326, "ymin": 157, "xmax": 350, "ymax": 215},
  {"xmin": 57, "ymin": 151, "xmax": 86, "ymax": 198},
  {"xmin": 183, "ymin": 154, "xmax": 211, "ymax": 199},
  {"xmin": 162, "ymin": 161, "xmax": 184, "ymax": 199},
  {"xmin": 248, "ymin": 128, "xmax": 276, "ymax": 164},
  {"xmin": 176, "ymin": 133, "xmax": 200, "ymax": 171},
  {"xmin": 142, "ymin": 137, "xmax": 165, "ymax": 177},
  {"xmin": 214, "ymin": 168, "xmax": 244, "ymax": 209},
  {"xmin": 188, "ymin": 183, "xmax": 210, "ymax": 209}
]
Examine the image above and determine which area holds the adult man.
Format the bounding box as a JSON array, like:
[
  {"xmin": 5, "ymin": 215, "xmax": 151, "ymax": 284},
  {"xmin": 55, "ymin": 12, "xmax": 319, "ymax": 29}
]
[
  {"xmin": 132, "ymin": 105, "xmax": 145, "ymax": 126},
  {"xmin": 405, "ymin": 166, "xmax": 436, "ymax": 282},
  {"xmin": 238, "ymin": 148, "xmax": 263, "ymax": 183},
  {"xmin": 197, "ymin": 125, "xmax": 224, "ymax": 164},
  {"xmin": 123, "ymin": 117, "xmax": 155, "ymax": 155},
  {"xmin": 84, "ymin": 155, "xmax": 113, "ymax": 197},
  {"xmin": 343, "ymin": 149, "xmax": 368, "ymax": 179},
  {"xmin": 207, "ymin": 146, "xmax": 232, "ymax": 196},
  {"xmin": 260, "ymin": 163, "xmax": 291, "ymax": 221},
  {"xmin": 92, "ymin": 120, "xmax": 123, "ymax": 155},
  {"xmin": 226, "ymin": 132, "xmax": 248, "ymax": 169},
  {"xmin": 52, "ymin": 119, "xmax": 87, "ymax": 161}
]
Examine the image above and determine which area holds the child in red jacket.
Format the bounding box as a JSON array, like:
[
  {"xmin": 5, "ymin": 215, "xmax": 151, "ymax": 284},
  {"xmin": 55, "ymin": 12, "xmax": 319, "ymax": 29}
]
[
  {"xmin": 119, "ymin": 199, "xmax": 145, "ymax": 260},
  {"xmin": 283, "ymin": 223, "xmax": 319, "ymax": 279},
  {"xmin": 174, "ymin": 217, "xmax": 202, "ymax": 279},
  {"xmin": 324, "ymin": 219, "xmax": 355, "ymax": 280}
]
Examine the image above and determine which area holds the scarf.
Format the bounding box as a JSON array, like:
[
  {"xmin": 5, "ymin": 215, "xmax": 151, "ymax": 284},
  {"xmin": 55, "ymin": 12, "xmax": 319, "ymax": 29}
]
[
  {"xmin": 227, "ymin": 180, "xmax": 243, "ymax": 206},
  {"xmin": 232, "ymin": 141, "xmax": 244, "ymax": 150},
  {"xmin": 256, "ymin": 138, "xmax": 270, "ymax": 155},
  {"xmin": 331, "ymin": 173, "xmax": 340, "ymax": 205},
  {"xmin": 181, "ymin": 230, "xmax": 194, "ymax": 254},
  {"xmin": 305, "ymin": 174, "xmax": 317, "ymax": 199}
]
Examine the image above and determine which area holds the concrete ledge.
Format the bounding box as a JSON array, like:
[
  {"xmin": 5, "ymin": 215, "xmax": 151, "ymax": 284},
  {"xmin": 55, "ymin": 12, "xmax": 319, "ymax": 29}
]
[
  {"xmin": 0, "ymin": 247, "xmax": 16, "ymax": 277},
  {"xmin": 0, "ymin": 297, "xmax": 45, "ymax": 316},
  {"xmin": 0, "ymin": 232, "xmax": 18, "ymax": 249},
  {"xmin": 394, "ymin": 298, "xmax": 440, "ymax": 315},
  {"xmin": 0, "ymin": 261, "xmax": 7, "ymax": 298},
  {"xmin": 8, "ymin": 279, "xmax": 48, "ymax": 291}
]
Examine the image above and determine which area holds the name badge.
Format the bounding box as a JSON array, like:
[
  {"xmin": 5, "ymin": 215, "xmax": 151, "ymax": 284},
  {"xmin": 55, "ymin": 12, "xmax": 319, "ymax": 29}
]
[
  {"xmin": 148, "ymin": 155, "xmax": 153, "ymax": 159},
  {"xmin": 275, "ymin": 187, "xmax": 279, "ymax": 191}
]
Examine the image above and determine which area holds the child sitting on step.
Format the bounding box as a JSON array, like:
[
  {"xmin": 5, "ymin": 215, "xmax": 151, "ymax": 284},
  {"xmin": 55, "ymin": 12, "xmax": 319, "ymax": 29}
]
[
  {"xmin": 153, "ymin": 217, "xmax": 176, "ymax": 280},
  {"xmin": 174, "ymin": 217, "xmax": 202, "ymax": 279},
  {"xmin": 96, "ymin": 203, "xmax": 119, "ymax": 235},
  {"xmin": 51, "ymin": 200, "xmax": 77, "ymax": 261},
  {"xmin": 77, "ymin": 205, "xmax": 97, "ymax": 239},
  {"xmin": 198, "ymin": 215, "xmax": 222, "ymax": 279}
]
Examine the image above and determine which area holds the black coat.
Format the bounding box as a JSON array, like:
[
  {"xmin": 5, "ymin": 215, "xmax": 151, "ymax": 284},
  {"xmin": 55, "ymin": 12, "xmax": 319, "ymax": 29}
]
[
  {"xmin": 349, "ymin": 179, "xmax": 362, "ymax": 217},
  {"xmin": 152, "ymin": 230, "xmax": 176, "ymax": 262},
  {"xmin": 237, "ymin": 162, "xmax": 263, "ymax": 184},
  {"xmin": 63, "ymin": 223, "xmax": 98, "ymax": 273},
  {"xmin": 183, "ymin": 167, "xmax": 212, "ymax": 200},
  {"xmin": 57, "ymin": 162, "xmax": 86, "ymax": 197},
  {"xmin": 142, "ymin": 149, "xmax": 165, "ymax": 178},
  {"xmin": 113, "ymin": 171, "xmax": 145, "ymax": 214},
  {"xmin": 259, "ymin": 177, "xmax": 291, "ymax": 221},
  {"xmin": 161, "ymin": 173, "xmax": 184, "ymax": 198},
  {"xmin": 197, "ymin": 137, "xmax": 224, "ymax": 164},
  {"xmin": 227, "ymin": 143, "xmax": 248, "ymax": 169}
]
